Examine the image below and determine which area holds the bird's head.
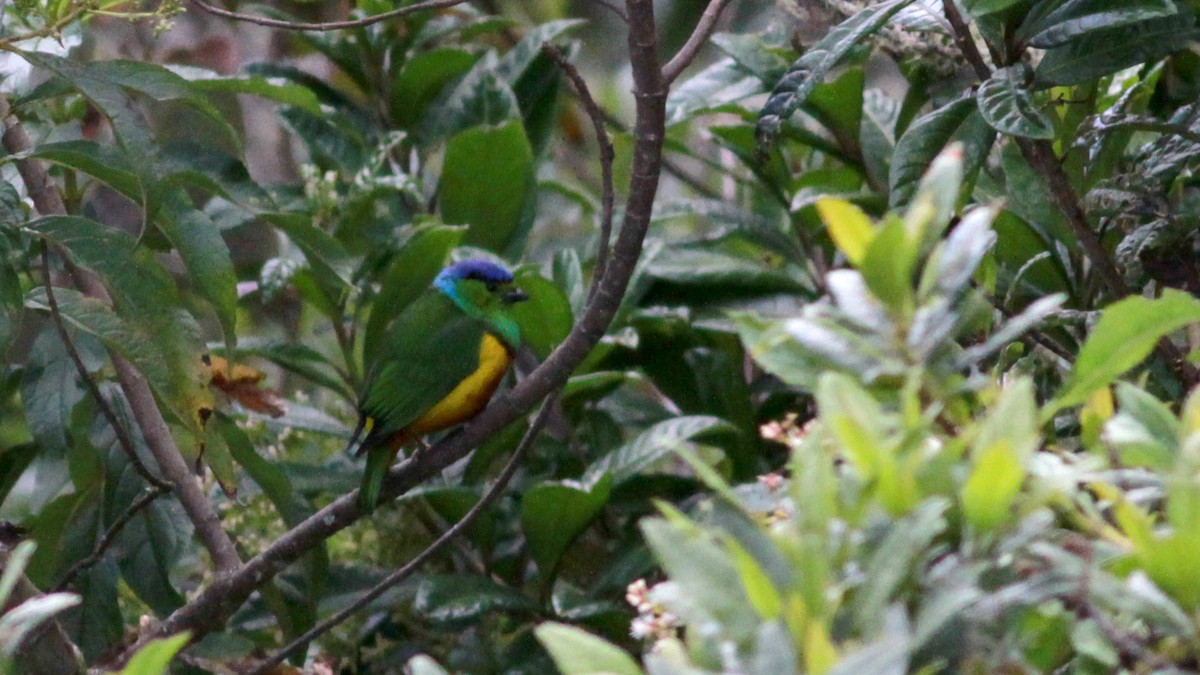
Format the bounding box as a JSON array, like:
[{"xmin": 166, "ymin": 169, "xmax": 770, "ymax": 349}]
[{"xmin": 434, "ymin": 258, "xmax": 528, "ymax": 346}]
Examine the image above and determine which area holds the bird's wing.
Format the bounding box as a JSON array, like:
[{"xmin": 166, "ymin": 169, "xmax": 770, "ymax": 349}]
[{"xmin": 358, "ymin": 291, "xmax": 488, "ymax": 440}]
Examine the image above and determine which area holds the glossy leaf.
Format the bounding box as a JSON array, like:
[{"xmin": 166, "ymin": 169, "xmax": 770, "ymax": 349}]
[
  {"xmin": 1020, "ymin": 0, "xmax": 1178, "ymax": 48},
  {"xmin": 439, "ymin": 119, "xmax": 534, "ymax": 254},
  {"xmin": 976, "ymin": 64, "xmax": 1054, "ymax": 139},
  {"xmin": 890, "ymin": 96, "xmax": 995, "ymax": 208},
  {"xmin": 757, "ymin": 0, "xmax": 914, "ymax": 149},
  {"xmin": 510, "ymin": 269, "xmax": 573, "ymax": 359},
  {"xmin": 521, "ymin": 474, "xmax": 612, "ymax": 576},
  {"xmin": 1035, "ymin": 14, "xmax": 1200, "ymax": 86},
  {"xmin": 118, "ymin": 633, "xmax": 190, "ymax": 675},
  {"xmin": 583, "ymin": 415, "xmax": 737, "ymax": 486}
]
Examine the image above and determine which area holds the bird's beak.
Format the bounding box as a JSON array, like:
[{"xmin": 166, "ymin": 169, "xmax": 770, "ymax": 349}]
[{"xmin": 502, "ymin": 288, "xmax": 529, "ymax": 304}]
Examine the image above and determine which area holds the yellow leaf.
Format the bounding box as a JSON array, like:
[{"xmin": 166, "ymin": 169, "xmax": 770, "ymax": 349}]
[
  {"xmin": 816, "ymin": 198, "xmax": 874, "ymax": 266},
  {"xmin": 803, "ymin": 620, "xmax": 838, "ymax": 675}
]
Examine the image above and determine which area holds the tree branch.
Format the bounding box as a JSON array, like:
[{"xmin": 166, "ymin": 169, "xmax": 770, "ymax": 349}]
[
  {"xmin": 247, "ymin": 393, "xmax": 559, "ymax": 675},
  {"xmin": 0, "ymin": 93, "xmax": 243, "ymax": 573},
  {"xmin": 186, "ymin": 0, "xmax": 469, "ymax": 32},
  {"xmin": 661, "ymin": 0, "xmax": 731, "ymax": 85},
  {"xmin": 52, "ymin": 486, "xmax": 168, "ymax": 592},
  {"xmin": 543, "ymin": 45, "xmax": 616, "ymax": 299},
  {"xmin": 113, "ymin": 0, "xmax": 670, "ymax": 661}
]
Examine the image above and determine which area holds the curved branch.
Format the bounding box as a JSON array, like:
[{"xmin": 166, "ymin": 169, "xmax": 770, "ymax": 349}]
[
  {"xmin": 661, "ymin": 0, "xmax": 731, "ymax": 85},
  {"xmin": 113, "ymin": 0, "xmax": 670, "ymax": 662},
  {"xmin": 247, "ymin": 393, "xmax": 559, "ymax": 675},
  {"xmin": 186, "ymin": 0, "xmax": 469, "ymax": 32},
  {"xmin": 543, "ymin": 45, "xmax": 616, "ymax": 299}
]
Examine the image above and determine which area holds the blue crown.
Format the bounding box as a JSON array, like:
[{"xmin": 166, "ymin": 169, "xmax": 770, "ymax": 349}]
[{"xmin": 436, "ymin": 259, "xmax": 514, "ymax": 291}]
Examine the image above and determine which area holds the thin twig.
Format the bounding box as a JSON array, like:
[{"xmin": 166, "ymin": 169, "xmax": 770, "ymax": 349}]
[
  {"xmin": 39, "ymin": 243, "xmax": 170, "ymax": 491},
  {"xmin": 248, "ymin": 393, "xmax": 559, "ymax": 674},
  {"xmin": 52, "ymin": 485, "xmax": 168, "ymax": 591},
  {"xmin": 186, "ymin": 0, "xmax": 468, "ymax": 32},
  {"xmin": 0, "ymin": 93, "xmax": 243, "ymax": 573},
  {"xmin": 661, "ymin": 0, "xmax": 731, "ymax": 85},
  {"xmin": 543, "ymin": 45, "xmax": 616, "ymax": 300}
]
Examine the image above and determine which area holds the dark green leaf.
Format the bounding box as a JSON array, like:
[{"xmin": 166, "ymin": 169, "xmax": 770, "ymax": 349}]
[
  {"xmin": 976, "ymin": 64, "xmax": 1055, "ymax": 139},
  {"xmin": 583, "ymin": 416, "xmax": 737, "ymax": 485},
  {"xmin": 439, "ymin": 119, "xmax": 535, "ymax": 254},
  {"xmin": 1019, "ymin": 0, "xmax": 1177, "ymax": 48},
  {"xmin": 757, "ymin": 0, "xmax": 914, "ymax": 149},
  {"xmin": 511, "ymin": 269, "xmax": 573, "ymax": 360},
  {"xmin": 412, "ymin": 574, "xmax": 534, "ymax": 627},
  {"xmin": 1035, "ymin": 13, "xmax": 1200, "ymax": 86},
  {"xmin": 889, "ymin": 95, "xmax": 995, "ymax": 208},
  {"xmin": 521, "ymin": 474, "xmax": 612, "ymax": 577}
]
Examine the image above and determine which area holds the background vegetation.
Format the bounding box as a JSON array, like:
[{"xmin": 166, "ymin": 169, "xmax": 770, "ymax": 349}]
[{"xmin": 4, "ymin": 0, "xmax": 1200, "ymax": 673}]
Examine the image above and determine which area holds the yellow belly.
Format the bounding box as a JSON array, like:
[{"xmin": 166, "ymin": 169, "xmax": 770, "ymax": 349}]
[{"xmin": 403, "ymin": 333, "xmax": 512, "ymax": 438}]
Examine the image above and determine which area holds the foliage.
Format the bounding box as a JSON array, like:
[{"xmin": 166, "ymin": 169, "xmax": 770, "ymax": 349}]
[{"xmin": 3, "ymin": 0, "xmax": 1200, "ymax": 672}]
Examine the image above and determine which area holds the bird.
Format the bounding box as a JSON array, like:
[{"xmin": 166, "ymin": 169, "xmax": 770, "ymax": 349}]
[{"xmin": 351, "ymin": 258, "xmax": 528, "ymax": 512}]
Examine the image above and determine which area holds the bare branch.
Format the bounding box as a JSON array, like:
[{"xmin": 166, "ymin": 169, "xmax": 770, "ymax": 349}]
[
  {"xmin": 248, "ymin": 393, "xmax": 559, "ymax": 675},
  {"xmin": 112, "ymin": 0, "xmax": 670, "ymax": 661},
  {"xmin": 543, "ymin": 45, "xmax": 616, "ymax": 299},
  {"xmin": 52, "ymin": 486, "xmax": 168, "ymax": 592},
  {"xmin": 661, "ymin": 0, "xmax": 731, "ymax": 85},
  {"xmin": 0, "ymin": 93, "xmax": 243, "ymax": 573},
  {"xmin": 186, "ymin": 0, "xmax": 469, "ymax": 32}
]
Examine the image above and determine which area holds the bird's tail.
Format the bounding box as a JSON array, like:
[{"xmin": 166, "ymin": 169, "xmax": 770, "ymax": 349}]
[
  {"xmin": 344, "ymin": 415, "xmax": 370, "ymax": 456},
  {"xmin": 356, "ymin": 430, "xmax": 409, "ymax": 513}
]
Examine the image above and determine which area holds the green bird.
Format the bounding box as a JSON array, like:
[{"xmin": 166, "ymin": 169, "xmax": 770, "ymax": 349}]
[{"xmin": 352, "ymin": 258, "xmax": 528, "ymax": 512}]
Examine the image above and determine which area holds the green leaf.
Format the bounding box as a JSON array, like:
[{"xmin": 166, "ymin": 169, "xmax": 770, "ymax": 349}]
[
  {"xmin": 391, "ymin": 48, "xmax": 479, "ymax": 128},
  {"xmin": 156, "ymin": 191, "xmax": 238, "ymax": 351},
  {"xmin": 23, "ymin": 53, "xmax": 239, "ymax": 157},
  {"xmin": 20, "ymin": 329, "xmax": 87, "ymax": 456},
  {"xmin": 0, "ymin": 592, "xmax": 81, "ymax": 657},
  {"xmin": 976, "ymin": 64, "xmax": 1055, "ymax": 139},
  {"xmin": 1035, "ymin": 13, "xmax": 1200, "ymax": 86},
  {"xmin": 510, "ymin": 269, "xmax": 573, "ymax": 360},
  {"xmin": 168, "ymin": 64, "xmax": 322, "ymax": 113},
  {"xmin": 24, "ymin": 286, "xmax": 174, "ymax": 414},
  {"xmin": 889, "ymin": 96, "xmax": 995, "ymax": 208},
  {"xmin": 494, "ymin": 19, "xmax": 584, "ymax": 84},
  {"xmin": 666, "ymin": 58, "xmax": 763, "ymax": 125},
  {"xmin": 24, "ymin": 216, "xmax": 212, "ymax": 438},
  {"xmin": 1019, "ymin": 0, "xmax": 1178, "ymax": 48},
  {"xmin": 412, "ymin": 574, "xmax": 534, "ymax": 627},
  {"xmin": 583, "ymin": 415, "xmax": 737, "ymax": 486},
  {"xmin": 118, "ymin": 633, "xmax": 190, "ymax": 675},
  {"xmin": 852, "ymin": 500, "xmax": 948, "ymax": 634},
  {"xmin": 640, "ymin": 515, "xmax": 759, "ymax": 642},
  {"xmin": 521, "ymin": 474, "xmax": 612, "ymax": 577},
  {"xmin": 439, "ymin": 119, "xmax": 534, "ymax": 254},
  {"xmin": 757, "ymin": 0, "xmax": 914, "ymax": 149},
  {"xmin": 420, "ymin": 62, "xmax": 521, "ymax": 143},
  {"xmin": 279, "ymin": 106, "xmax": 368, "ymax": 174},
  {"xmin": 28, "ymin": 141, "xmax": 140, "ymax": 197},
  {"xmin": 534, "ymin": 623, "xmax": 643, "ymax": 675},
  {"xmin": 1053, "ymin": 289, "xmax": 1200, "ymax": 411}
]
